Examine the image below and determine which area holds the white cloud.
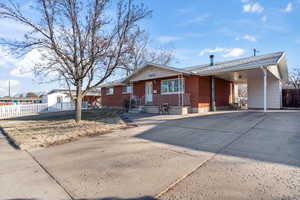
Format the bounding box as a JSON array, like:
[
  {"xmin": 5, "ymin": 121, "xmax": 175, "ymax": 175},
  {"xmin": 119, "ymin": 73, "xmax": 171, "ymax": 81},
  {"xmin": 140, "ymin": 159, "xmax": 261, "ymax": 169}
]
[
  {"xmin": 199, "ymin": 47, "xmax": 246, "ymax": 58},
  {"xmin": 243, "ymin": 34, "xmax": 257, "ymax": 42},
  {"xmin": 186, "ymin": 14, "xmax": 209, "ymax": 24},
  {"xmin": 9, "ymin": 49, "xmax": 46, "ymax": 78},
  {"xmin": 223, "ymin": 48, "xmax": 246, "ymax": 57},
  {"xmin": 283, "ymin": 2, "xmax": 293, "ymax": 12},
  {"xmin": 0, "ymin": 47, "xmax": 18, "ymax": 68},
  {"xmin": 243, "ymin": 3, "xmax": 264, "ymax": 13},
  {"xmin": 199, "ymin": 47, "xmax": 228, "ymax": 56},
  {"xmin": 261, "ymin": 16, "xmax": 267, "ymax": 22},
  {"xmin": 157, "ymin": 36, "xmax": 182, "ymax": 44},
  {"xmin": 0, "ymin": 80, "xmax": 20, "ymax": 95},
  {"xmin": 176, "ymin": 8, "xmax": 192, "ymax": 14}
]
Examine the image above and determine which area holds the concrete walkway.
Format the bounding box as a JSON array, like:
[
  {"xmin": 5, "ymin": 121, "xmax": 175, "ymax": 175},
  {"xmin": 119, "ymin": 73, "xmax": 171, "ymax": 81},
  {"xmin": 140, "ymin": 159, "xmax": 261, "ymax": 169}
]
[
  {"xmin": 1, "ymin": 111, "xmax": 300, "ymax": 200},
  {"xmin": 0, "ymin": 130, "xmax": 71, "ymax": 200}
]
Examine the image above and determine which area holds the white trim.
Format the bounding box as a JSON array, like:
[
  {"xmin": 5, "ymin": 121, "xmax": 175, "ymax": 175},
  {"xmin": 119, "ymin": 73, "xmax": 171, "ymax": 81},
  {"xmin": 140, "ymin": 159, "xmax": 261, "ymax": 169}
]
[
  {"xmin": 124, "ymin": 63, "xmax": 191, "ymax": 83},
  {"xmin": 276, "ymin": 52, "xmax": 285, "ymax": 64},
  {"xmin": 160, "ymin": 78, "xmax": 185, "ymax": 95},
  {"xmin": 262, "ymin": 67, "xmax": 267, "ymax": 112},
  {"xmin": 121, "ymin": 85, "xmax": 132, "ymax": 94},
  {"xmin": 105, "ymin": 87, "xmax": 114, "ymax": 95},
  {"xmin": 145, "ymin": 81, "xmax": 153, "ymax": 104}
]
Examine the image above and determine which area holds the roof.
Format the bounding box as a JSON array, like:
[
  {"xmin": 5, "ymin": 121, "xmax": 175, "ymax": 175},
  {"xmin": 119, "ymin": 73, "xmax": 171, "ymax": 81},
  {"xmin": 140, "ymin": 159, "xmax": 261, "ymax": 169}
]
[
  {"xmin": 99, "ymin": 77, "xmax": 127, "ymax": 87},
  {"xmin": 100, "ymin": 52, "xmax": 288, "ymax": 87},
  {"xmin": 48, "ymin": 89, "xmax": 101, "ymax": 96},
  {"xmin": 185, "ymin": 52, "xmax": 285, "ymax": 75},
  {"xmin": 122, "ymin": 63, "xmax": 192, "ymax": 83}
]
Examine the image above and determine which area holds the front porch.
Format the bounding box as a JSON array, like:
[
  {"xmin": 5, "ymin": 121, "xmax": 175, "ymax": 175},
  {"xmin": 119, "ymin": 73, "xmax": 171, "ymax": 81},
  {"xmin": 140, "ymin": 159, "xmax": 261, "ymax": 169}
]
[{"xmin": 129, "ymin": 93, "xmax": 191, "ymax": 115}]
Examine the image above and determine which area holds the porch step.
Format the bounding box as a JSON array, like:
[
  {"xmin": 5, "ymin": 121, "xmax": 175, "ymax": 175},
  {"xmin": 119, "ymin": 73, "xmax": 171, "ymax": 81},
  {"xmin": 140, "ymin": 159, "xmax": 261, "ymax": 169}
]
[
  {"xmin": 128, "ymin": 107, "xmax": 143, "ymax": 113},
  {"xmin": 128, "ymin": 109, "xmax": 141, "ymax": 113}
]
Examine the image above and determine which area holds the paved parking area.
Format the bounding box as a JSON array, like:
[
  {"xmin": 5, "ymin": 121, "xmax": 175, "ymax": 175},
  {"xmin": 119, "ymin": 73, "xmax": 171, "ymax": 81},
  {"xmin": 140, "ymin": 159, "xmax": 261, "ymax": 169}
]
[{"xmin": 1, "ymin": 111, "xmax": 300, "ymax": 200}]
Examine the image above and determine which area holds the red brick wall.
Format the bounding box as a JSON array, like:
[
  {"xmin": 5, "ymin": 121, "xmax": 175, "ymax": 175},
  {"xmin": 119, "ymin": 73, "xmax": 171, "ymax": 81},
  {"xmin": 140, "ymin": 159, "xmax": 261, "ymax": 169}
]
[
  {"xmin": 215, "ymin": 78, "xmax": 232, "ymax": 107},
  {"xmin": 185, "ymin": 75, "xmax": 211, "ymax": 109},
  {"xmin": 101, "ymin": 86, "xmax": 130, "ymax": 107},
  {"xmin": 101, "ymin": 75, "xmax": 232, "ymax": 109}
]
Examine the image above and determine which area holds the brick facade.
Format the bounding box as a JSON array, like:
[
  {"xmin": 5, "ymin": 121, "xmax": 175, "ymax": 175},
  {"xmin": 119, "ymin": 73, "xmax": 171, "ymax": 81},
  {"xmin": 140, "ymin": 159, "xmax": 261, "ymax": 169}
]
[
  {"xmin": 101, "ymin": 75, "xmax": 233, "ymax": 111},
  {"xmin": 101, "ymin": 86, "xmax": 130, "ymax": 108},
  {"xmin": 215, "ymin": 78, "xmax": 232, "ymax": 107}
]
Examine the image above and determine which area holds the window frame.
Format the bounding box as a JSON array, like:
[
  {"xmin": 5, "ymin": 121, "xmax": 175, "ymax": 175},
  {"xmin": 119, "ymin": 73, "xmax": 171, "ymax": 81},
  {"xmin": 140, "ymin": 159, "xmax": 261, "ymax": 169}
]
[
  {"xmin": 106, "ymin": 87, "xmax": 114, "ymax": 95},
  {"xmin": 160, "ymin": 78, "xmax": 184, "ymax": 95},
  {"xmin": 122, "ymin": 85, "xmax": 132, "ymax": 94}
]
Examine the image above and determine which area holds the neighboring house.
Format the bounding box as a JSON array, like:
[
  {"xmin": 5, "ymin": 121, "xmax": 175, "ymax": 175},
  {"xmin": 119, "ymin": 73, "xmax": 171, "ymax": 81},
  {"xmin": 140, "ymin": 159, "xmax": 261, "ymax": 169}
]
[
  {"xmin": 42, "ymin": 89, "xmax": 101, "ymax": 109},
  {"xmin": 100, "ymin": 52, "xmax": 288, "ymax": 114},
  {"xmin": 43, "ymin": 90, "xmax": 71, "ymax": 105}
]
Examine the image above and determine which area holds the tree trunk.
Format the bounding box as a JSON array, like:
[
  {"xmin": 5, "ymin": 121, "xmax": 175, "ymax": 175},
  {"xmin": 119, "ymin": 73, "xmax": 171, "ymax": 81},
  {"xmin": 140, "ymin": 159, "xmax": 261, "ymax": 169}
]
[{"xmin": 75, "ymin": 82, "xmax": 82, "ymax": 123}]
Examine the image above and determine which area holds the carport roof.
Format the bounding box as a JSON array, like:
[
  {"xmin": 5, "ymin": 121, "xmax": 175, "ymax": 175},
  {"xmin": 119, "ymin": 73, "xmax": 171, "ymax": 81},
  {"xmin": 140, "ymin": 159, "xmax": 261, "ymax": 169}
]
[{"xmin": 185, "ymin": 52, "xmax": 285, "ymax": 75}]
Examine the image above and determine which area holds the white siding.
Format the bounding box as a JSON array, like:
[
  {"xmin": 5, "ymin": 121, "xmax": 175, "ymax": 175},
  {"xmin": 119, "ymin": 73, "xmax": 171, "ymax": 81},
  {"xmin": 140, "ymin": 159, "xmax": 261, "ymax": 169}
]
[
  {"xmin": 248, "ymin": 70, "xmax": 282, "ymax": 109},
  {"xmin": 42, "ymin": 92, "xmax": 72, "ymax": 110},
  {"xmin": 131, "ymin": 66, "xmax": 178, "ymax": 82}
]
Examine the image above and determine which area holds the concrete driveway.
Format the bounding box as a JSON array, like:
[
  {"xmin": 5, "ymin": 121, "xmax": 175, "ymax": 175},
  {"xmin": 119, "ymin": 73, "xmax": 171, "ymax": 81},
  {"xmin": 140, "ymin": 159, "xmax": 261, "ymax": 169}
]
[{"xmin": 1, "ymin": 111, "xmax": 300, "ymax": 200}]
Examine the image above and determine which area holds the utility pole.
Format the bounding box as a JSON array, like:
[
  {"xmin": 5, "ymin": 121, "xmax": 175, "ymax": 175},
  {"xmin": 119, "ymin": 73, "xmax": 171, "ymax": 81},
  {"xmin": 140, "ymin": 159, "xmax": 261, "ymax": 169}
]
[{"xmin": 253, "ymin": 48, "xmax": 260, "ymax": 56}]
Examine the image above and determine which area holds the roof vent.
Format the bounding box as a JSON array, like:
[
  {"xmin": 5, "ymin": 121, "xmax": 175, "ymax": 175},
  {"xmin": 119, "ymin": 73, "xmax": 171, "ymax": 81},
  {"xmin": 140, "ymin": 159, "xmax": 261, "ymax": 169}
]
[{"xmin": 210, "ymin": 55, "xmax": 214, "ymax": 66}]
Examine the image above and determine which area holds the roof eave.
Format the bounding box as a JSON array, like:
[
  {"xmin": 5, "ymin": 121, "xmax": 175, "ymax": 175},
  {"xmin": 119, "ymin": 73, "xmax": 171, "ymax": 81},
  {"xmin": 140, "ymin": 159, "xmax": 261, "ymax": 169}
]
[
  {"xmin": 276, "ymin": 53, "xmax": 289, "ymax": 81},
  {"xmin": 123, "ymin": 63, "xmax": 192, "ymax": 83}
]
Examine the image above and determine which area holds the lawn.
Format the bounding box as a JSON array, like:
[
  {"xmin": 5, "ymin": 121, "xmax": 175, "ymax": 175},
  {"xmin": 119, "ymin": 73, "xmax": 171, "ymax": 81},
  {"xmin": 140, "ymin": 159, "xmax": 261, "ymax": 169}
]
[{"xmin": 0, "ymin": 109, "xmax": 130, "ymax": 150}]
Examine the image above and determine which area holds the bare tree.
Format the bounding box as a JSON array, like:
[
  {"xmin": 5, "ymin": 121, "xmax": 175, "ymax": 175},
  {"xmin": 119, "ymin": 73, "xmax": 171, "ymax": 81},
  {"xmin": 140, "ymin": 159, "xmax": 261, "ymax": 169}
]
[
  {"xmin": 0, "ymin": 0, "xmax": 151, "ymax": 122},
  {"xmin": 288, "ymin": 68, "xmax": 300, "ymax": 89},
  {"xmin": 118, "ymin": 31, "xmax": 174, "ymax": 75}
]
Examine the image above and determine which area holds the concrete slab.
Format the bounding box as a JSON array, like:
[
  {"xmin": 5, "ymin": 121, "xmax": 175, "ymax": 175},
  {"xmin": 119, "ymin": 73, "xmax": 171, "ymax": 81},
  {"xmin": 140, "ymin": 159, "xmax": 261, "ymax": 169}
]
[
  {"xmin": 30, "ymin": 127, "xmax": 215, "ymax": 199},
  {"xmin": 158, "ymin": 111, "xmax": 300, "ymax": 200},
  {"xmin": 159, "ymin": 154, "xmax": 300, "ymax": 200},
  {"xmin": 224, "ymin": 128, "xmax": 300, "ymax": 166},
  {"xmin": 2, "ymin": 111, "xmax": 300, "ymax": 200},
  {"xmin": 161, "ymin": 111, "xmax": 265, "ymax": 133},
  {"xmin": 0, "ymin": 135, "xmax": 71, "ymax": 200}
]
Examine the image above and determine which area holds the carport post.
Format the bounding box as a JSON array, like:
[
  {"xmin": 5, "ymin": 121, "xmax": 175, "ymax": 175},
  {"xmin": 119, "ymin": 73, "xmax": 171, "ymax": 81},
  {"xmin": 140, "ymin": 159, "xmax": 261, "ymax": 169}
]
[{"xmin": 262, "ymin": 67, "xmax": 267, "ymax": 112}]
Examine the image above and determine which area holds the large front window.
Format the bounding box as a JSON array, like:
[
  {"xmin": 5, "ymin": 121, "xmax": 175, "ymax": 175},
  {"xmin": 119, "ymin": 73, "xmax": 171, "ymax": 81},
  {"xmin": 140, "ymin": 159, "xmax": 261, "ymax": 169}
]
[{"xmin": 161, "ymin": 78, "xmax": 184, "ymax": 94}]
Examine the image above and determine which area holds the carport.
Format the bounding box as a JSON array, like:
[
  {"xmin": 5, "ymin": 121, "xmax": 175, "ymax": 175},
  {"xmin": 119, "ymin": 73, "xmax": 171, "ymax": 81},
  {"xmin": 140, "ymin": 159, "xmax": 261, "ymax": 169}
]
[{"xmin": 191, "ymin": 52, "xmax": 289, "ymax": 111}]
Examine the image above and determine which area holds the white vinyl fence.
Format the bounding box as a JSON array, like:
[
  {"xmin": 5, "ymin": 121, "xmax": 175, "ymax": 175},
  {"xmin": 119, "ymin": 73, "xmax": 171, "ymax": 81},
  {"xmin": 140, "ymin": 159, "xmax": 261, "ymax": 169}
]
[{"xmin": 0, "ymin": 102, "xmax": 87, "ymax": 119}]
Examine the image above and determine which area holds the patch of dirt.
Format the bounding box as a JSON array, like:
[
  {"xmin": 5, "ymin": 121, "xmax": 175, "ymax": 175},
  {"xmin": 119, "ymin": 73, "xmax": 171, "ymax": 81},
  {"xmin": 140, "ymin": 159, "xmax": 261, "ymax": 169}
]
[{"xmin": 0, "ymin": 109, "xmax": 132, "ymax": 150}]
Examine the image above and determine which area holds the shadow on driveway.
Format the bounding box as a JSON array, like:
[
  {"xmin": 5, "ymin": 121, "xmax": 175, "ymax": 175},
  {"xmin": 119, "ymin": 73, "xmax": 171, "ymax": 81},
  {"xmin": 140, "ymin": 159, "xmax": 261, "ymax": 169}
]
[{"xmin": 135, "ymin": 111, "xmax": 300, "ymax": 168}]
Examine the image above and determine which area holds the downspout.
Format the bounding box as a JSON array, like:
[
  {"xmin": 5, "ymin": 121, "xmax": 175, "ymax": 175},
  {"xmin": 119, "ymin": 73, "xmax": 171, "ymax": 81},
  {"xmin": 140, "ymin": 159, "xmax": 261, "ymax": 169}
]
[
  {"xmin": 178, "ymin": 74, "xmax": 180, "ymax": 107},
  {"xmin": 181, "ymin": 73, "xmax": 184, "ymax": 107},
  {"xmin": 211, "ymin": 76, "xmax": 216, "ymax": 112},
  {"xmin": 209, "ymin": 55, "xmax": 216, "ymax": 112}
]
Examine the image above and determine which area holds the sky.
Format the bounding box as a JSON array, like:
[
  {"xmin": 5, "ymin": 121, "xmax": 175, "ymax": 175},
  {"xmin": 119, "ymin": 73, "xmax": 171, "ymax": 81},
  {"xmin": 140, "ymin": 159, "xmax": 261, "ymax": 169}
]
[{"xmin": 0, "ymin": 0, "xmax": 299, "ymax": 96}]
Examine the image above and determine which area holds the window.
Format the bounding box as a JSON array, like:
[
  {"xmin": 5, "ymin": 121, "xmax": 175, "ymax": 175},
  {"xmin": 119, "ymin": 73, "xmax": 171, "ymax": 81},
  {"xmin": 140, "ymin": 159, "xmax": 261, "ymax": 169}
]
[
  {"xmin": 106, "ymin": 88, "xmax": 114, "ymax": 95},
  {"xmin": 57, "ymin": 96, "xmax": 62, "ymax": 103},
  {"xmin": 161, "ymin": 79, "xmax": 184, "ymax": 94},
  {"xmin": 122, "ymin": 85, "xmax": 132, "ymax": 94}
]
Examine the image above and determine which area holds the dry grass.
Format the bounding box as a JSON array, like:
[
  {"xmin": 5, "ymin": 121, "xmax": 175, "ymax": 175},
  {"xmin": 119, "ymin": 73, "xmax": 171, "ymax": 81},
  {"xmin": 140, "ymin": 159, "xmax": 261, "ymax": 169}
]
[{"xmin": 0, "ymin": 109, "xmax": 130, "ymax": 150}]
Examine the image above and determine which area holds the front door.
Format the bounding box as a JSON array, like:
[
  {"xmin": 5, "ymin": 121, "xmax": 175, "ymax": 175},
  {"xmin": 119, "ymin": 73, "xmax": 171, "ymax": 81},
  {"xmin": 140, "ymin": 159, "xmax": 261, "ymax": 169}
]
[{"xmin": 145, "ymin": 81, "xmax": 153, "ymax": 104}]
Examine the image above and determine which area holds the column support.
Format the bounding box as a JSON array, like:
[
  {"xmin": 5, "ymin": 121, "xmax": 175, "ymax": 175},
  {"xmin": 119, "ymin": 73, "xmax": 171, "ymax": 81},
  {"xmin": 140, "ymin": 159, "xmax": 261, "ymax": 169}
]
[{"xmin": 262, "ymin": 67, "xmax": 267, "ymax": 112}]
